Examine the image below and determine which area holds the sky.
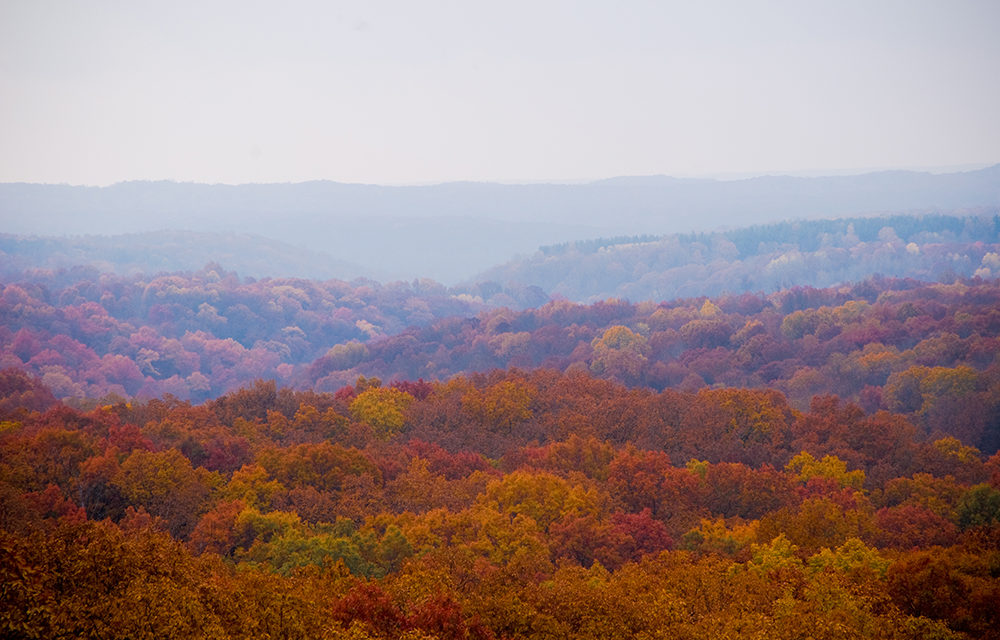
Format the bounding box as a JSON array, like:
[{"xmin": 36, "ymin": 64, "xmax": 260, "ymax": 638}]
[{"xmin": 1, "ymin": 0, "xmax": 998, "ymax": 186}]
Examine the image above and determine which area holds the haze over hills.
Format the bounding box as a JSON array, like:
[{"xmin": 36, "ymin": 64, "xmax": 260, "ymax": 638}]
[
  {"xmin": 6, "ymin": 3, "xmax": 1000, "ymax": 635},
  {"xmin": 2, "ymin": 165, "xmax": 998, "ymax": 283},
  {"xmin": 1, "ymin": 209, "xmax": 997, "ymax": 405},
  {"xmin": 0, "ymin": 231, "xmax": 376, "ymax": 281},
  {"xmin": 475, "ymin": 213, "xmax": 1000, "ymax": 303}
]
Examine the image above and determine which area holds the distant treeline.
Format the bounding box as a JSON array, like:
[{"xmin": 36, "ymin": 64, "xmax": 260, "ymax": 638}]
[
  {"xmin": 5, "ymin": 164, "xmax": 1000, "ymax": 283},
  {"xmin": 0, "ymin": 230, "xmax": 375, "ymax": 281},
  {"xmin": 540, "ymin": 234, "xmax": 662, "ymax": 256},
  {"xmin": 479, "ymin": 213, "xmax": 1000, "ymax": 301},
  {"xmin": 692, "ymin": 213, "xmax": 997, "ymax": 258}
]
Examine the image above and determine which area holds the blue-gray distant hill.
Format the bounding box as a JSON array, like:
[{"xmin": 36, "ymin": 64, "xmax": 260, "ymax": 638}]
[
  {"xmin": 0, "ymin": 231, "xmax": 375, "ymax": 282},
  {"xmin": 471, "ymin": 214, "xmax": 1000, "ymax": 303},
  {"xmin": 1, "ymin": 165, "xmax": 998, "ymax": 283}
]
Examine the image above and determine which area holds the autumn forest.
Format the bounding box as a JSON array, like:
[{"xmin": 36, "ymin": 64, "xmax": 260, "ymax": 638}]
[{"xmin": 2, "ymin": 214, "xmax": 1000, "ymax": 639}]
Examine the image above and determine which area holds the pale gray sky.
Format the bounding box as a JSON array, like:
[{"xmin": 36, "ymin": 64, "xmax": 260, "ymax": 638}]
[{"xmin": 1, "ymin": 0, "xmax": 998, "ymax": 186}]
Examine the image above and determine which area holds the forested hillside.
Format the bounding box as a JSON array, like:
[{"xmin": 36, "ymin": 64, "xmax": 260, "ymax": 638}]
[
  {"xmin": 4, "ymin": 0, "xmax": 1000, "ymax": 635},
  {"xmin": 0, "ymin": 264, "xmax": 536, "ymax": 402},
  {"xmin": 476, "ymin": 213, "xmax": 1000, "ymax": 301},
  {"xmin": 309, "ymin": 278, "xmax": 1000, "ymax": 455},
  {"xmin": 2, "ymin": 218, "xmax": 1000, "ymax": 638},
  {"xmin": 2, "ymin": 365, "xmax": 999, "ymax": 638},
  {"xmin": 4, "ymin": 213, "xmax": 998, "ymax": 301},
  {"xmin": 3, "ymin": 264, "xmax": 1000, "ymax": 455}
]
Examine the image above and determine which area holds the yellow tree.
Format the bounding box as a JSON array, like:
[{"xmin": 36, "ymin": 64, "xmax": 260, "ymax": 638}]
[
  {"xmin": 480, "ymin": 470, "xmax": 603, "ymax": 532},
  {"xmin": 111, "ymin": 448, "xmax": 213, "ymax": 537},
  {"xmin": 785, "ymin": 451, "xmax": 866, "ymax": 490},
  {"xmin": 590, "ymin": 326, "xmax": 649, "ymax": 383},
  {"xmin": 350, "ymin": 387, "xmax": 414, "ymax": 438},
  {"xmin": 461, "ymin": 378, "xmax": 536, "ymax": 432}
]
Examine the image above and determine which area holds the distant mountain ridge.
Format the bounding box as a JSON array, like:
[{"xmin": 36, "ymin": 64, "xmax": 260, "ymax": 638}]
[
  {"xmin": 1, "ymin": 165, "xmax": 998, "ymax": 283},
  {"xmin": 0, "ymin": 230, "xmax": 376, "ymax": 281}
]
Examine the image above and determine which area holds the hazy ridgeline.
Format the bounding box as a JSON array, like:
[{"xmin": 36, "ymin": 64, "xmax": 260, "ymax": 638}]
[{"xmin": 2, "ymin": 164, "xmax": 998, "ymax": 283}]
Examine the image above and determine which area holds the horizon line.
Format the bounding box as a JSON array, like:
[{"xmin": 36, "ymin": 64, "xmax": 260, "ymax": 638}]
[{"xmin": 1, "ymin": 162, "xmax": 996, "ymax": 190}]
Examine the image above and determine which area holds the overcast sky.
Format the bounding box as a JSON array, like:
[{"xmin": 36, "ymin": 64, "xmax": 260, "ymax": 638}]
[{"xmin": 1, "ymin": 0, "xmax": 998, "ymax": 186}]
